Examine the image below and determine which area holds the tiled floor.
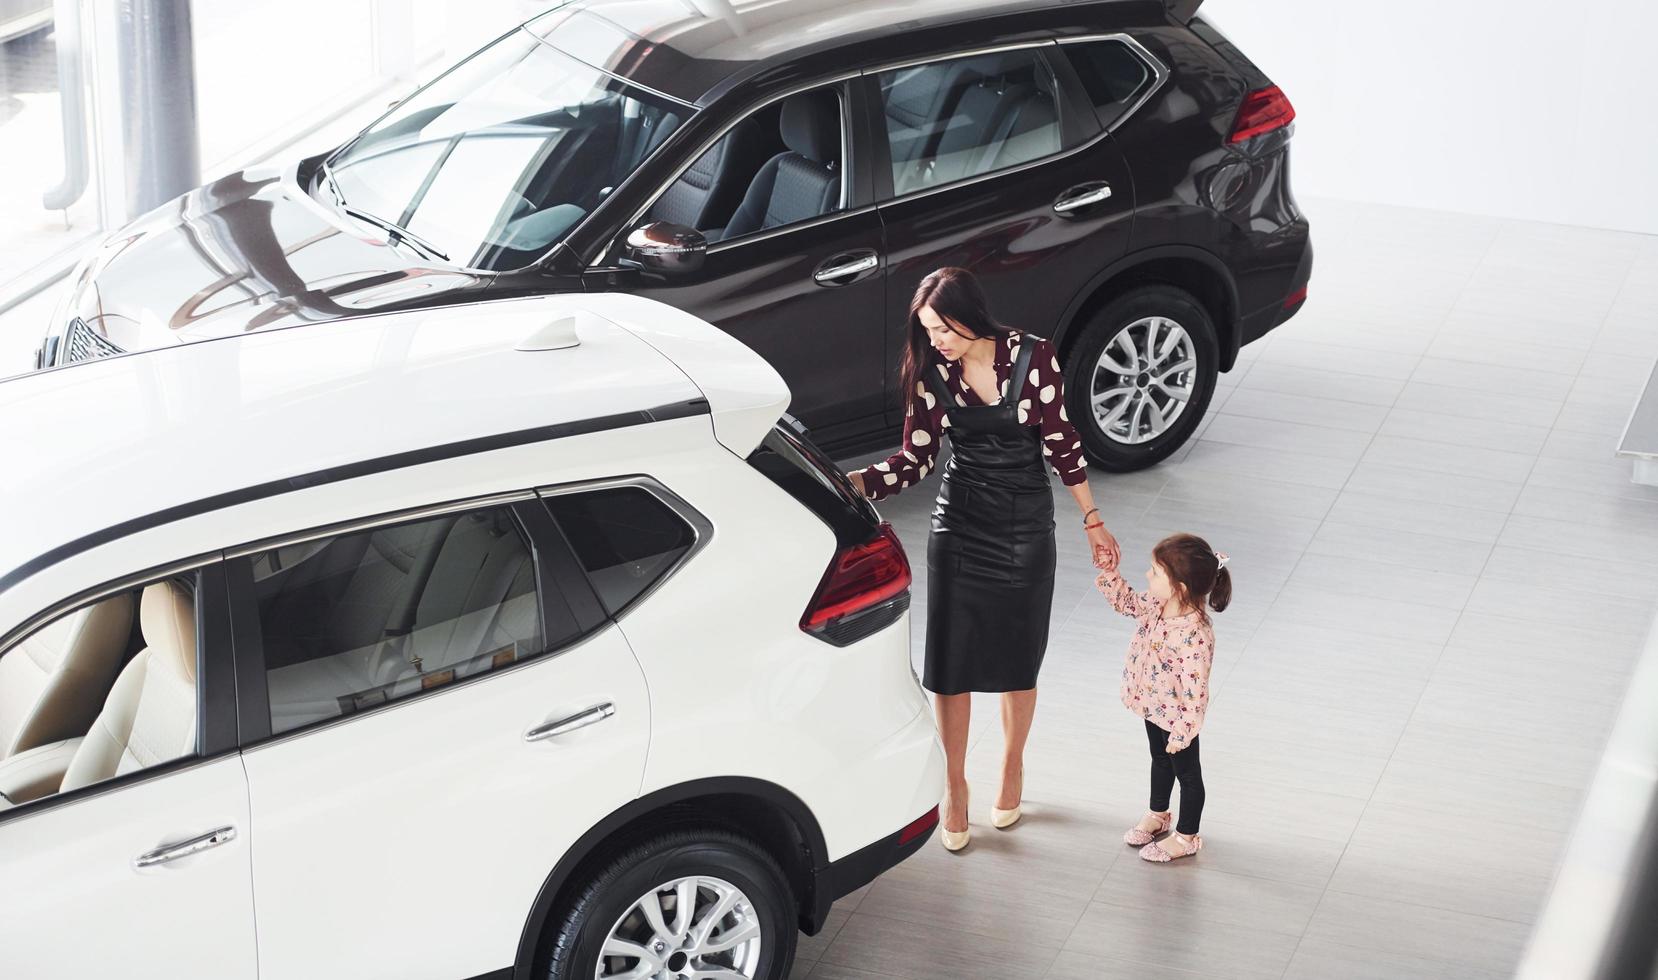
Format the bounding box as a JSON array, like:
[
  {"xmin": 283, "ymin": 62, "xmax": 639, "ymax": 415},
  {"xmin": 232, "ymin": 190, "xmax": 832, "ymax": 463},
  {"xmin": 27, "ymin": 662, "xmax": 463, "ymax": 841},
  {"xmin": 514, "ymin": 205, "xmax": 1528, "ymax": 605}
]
[{"xmin": 818, "ymin": 199, "xmax": 1658, "ymax": 980}]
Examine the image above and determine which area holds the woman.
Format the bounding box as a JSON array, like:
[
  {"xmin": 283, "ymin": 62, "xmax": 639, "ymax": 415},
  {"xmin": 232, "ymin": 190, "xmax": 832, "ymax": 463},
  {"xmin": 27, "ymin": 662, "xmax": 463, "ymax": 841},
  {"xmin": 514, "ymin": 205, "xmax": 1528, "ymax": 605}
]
[{"xmin": 848, "ymin": 267, "xmax": 1119, "ymax": 851}]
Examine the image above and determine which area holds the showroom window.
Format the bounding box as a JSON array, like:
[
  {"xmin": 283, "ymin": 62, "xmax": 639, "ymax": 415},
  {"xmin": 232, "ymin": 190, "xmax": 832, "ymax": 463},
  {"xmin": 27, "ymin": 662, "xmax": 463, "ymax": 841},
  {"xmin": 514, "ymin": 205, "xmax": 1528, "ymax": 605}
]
[
  {"xmin": 248, "ymin": 506, "xmax": 563, "ymax": 736},
  {"xmin": 1060, "ymin": 38, "xmax": 1157, "ymax": 130},
  {"xmin": 542, "ymin": 486, "xmax": 697, "ymax": 617},
  {"xmin": 876, "ymin": 49, "xmax": 1063, "ymax": 198},
  {"xmin": 0, "ymin": 573, "xmax": 203, "ymax": 808}
]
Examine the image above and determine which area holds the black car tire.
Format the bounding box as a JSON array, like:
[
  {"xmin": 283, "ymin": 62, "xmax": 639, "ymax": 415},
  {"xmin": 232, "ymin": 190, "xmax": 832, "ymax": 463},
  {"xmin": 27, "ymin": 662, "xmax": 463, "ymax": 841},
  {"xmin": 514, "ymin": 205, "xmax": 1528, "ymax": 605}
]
[
  {"xmin": 546, "ymin": 828, "xmax": 798, "ymax": 980},
  {"xmin": 1063, "ymin": 285, "xmax": 1220, "ymax": 473}
]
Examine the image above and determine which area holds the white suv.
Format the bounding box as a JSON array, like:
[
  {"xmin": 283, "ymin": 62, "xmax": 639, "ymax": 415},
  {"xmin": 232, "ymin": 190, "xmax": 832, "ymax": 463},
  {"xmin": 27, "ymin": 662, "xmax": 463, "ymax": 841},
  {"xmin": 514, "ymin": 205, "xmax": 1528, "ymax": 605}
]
[{"xmin": 0, "ymin": 294, "xmax": 943, "ymax": 980}]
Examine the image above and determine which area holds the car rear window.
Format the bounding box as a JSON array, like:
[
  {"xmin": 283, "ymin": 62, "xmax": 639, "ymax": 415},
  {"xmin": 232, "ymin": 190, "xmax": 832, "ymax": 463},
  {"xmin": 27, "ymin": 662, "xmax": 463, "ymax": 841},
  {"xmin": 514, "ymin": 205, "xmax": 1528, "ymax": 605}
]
[
  {"xmin": 1061, "ymin": 39, "xmax": 1155, "ymax": 130},
  {"xmin": 747, "ymin": 417, "xmax": 881, "ymax": 547},
  {"xmin": 543, "ymin": 486, "xmax": 697, "ymax": 618}
]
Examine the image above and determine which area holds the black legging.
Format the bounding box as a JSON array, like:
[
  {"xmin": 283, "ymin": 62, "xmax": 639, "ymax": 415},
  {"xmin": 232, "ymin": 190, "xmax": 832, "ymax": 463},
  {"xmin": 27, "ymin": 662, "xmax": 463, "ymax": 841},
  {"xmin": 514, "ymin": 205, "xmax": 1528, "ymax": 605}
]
[{"xmin": 1145, "ymin": 719, "xmax": 1205, "ymax": 835}]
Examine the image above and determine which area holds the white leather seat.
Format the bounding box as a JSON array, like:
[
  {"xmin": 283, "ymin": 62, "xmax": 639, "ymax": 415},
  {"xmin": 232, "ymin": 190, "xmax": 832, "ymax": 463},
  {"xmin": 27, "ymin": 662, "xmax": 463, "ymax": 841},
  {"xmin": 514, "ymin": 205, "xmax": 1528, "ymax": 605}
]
[
  {"xmin": 0, "ymin": 593, "xmax": 134, "ymax": 760},
  {"xmin": 60, "ymin": 582, "xmax": 197, "ymax": 793}
]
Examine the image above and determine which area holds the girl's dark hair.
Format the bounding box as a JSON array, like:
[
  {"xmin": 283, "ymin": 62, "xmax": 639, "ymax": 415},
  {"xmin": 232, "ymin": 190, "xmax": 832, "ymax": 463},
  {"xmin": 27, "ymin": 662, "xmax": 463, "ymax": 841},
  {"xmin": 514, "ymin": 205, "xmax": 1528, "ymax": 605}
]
[
  {"xmin": 1152, "ymin": 533, "xmax": 1232, "ymax": 620},
  {"xmin": 898, "ymin": 267, "xmax": 1017, "ymax": 399}
]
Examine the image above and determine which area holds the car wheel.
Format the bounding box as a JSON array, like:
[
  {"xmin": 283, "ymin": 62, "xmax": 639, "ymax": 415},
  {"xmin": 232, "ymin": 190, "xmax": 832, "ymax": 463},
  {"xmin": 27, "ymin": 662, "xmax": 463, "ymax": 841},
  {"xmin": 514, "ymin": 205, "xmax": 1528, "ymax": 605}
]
[
  {"xmin": 1063, "ymin": 285, "xmax": 1219, "ymax": 472},
  {"xmin": 546, "ymin": 828, "xmax": 798, "ymax": 980}
]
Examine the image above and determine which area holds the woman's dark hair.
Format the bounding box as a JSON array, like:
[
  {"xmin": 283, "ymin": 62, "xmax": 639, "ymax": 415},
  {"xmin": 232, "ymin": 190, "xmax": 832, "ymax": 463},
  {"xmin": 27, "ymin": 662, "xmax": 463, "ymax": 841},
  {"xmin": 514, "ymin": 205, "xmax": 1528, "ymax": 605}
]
[
  {"xmin": 1153, "ymin": 533, "xmax": 1232, "ymax": 620},
  {"xmin": 898, "ymin": 267, "xmax": 1017, "ymax": 400}
]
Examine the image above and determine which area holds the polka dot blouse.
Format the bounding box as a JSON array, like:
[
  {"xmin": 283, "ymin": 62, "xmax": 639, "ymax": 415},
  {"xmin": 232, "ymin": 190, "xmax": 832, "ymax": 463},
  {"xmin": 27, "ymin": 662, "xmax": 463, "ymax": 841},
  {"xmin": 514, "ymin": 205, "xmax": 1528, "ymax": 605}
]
[{"xmin": 856, "ymin": 332, "xmax": 1088, "ymax": 501}]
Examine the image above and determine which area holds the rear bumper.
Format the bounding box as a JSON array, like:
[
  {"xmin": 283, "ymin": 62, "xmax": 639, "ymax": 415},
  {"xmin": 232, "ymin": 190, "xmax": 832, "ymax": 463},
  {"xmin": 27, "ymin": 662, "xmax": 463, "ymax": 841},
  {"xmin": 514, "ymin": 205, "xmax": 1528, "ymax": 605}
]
[
  {"xmin": 1238, "ymin": 221, "xmax": 1313, "ymax": 348},
  {"xmin": 802, "ymin": 703, "xmax": 943, "ymax": 933},
  {"xmin": 806, "ymin": 806, "xmax": 937, "ymax": 931}
]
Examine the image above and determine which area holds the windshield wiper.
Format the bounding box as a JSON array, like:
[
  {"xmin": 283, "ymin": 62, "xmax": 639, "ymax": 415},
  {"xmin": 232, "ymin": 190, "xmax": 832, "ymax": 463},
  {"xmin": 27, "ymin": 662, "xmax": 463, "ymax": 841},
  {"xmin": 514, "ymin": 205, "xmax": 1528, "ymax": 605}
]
[{"xmin": 341, "ymin": 205, "xmax": 450, "ymax": 263}]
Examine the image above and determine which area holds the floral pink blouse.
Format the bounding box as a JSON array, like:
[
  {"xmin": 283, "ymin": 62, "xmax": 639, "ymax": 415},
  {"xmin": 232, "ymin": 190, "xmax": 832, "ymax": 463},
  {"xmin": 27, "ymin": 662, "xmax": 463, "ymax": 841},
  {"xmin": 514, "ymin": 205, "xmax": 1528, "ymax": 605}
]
[
  {"xmin": 1096, "ymin": 568, "xmax": 1216, "ymax": 749},
  {"xmin": 855, "ymin": 332, "xmax": 1087, "ymax": 501}
]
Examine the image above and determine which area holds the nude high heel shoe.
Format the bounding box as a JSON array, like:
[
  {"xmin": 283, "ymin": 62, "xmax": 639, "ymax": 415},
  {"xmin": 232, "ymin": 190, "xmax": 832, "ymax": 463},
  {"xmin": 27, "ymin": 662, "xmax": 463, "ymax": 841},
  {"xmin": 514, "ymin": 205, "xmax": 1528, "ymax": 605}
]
[
  {"xmin": 991, "ymin": 767, "xmax": 1023, "ymax": 829},
  {"xmin": 941, "ymin": 786, "xmax": 970, "ymax": 852}
]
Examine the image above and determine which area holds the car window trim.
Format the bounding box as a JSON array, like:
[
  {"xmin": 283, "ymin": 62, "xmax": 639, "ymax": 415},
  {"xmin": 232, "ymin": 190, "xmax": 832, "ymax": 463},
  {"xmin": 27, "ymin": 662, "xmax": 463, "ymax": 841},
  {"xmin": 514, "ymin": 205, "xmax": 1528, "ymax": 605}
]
[
  {"xmin": 536, "ymin": 475, "xmax": 712, "ymax": 622},
  {"xmin": 589, "ymin": 73, "xmax": 862, "ymax": 268},
  {"xmin": 869, "ymin": 34, "xmax": 1169, "ymax": 208},
  {"xmin": 222, "ymin": 492, "xmax": 600, "ymax": 749},
  {"xmin": 0, "ymin": 559, "xmax": 229, "ymax": 828}
]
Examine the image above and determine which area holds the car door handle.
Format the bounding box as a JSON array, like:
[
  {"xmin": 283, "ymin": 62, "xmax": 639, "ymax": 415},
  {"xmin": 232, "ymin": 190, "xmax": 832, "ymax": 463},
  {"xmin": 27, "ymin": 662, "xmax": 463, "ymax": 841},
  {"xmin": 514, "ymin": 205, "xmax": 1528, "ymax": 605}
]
[
  {"xmin": 134, "ymin": 826, "xmax": 237, "ymax": 869},
  {"xmin": 525, "ymin": 702, "xmax": 615, "ymax": 743},
  {"xmin": 813, "ymin": 252, "xmax": 880, "ymax": 284},
  {"xmin": 1053, "ymin": 183, "xmax": 1113, "ymax": 214}
]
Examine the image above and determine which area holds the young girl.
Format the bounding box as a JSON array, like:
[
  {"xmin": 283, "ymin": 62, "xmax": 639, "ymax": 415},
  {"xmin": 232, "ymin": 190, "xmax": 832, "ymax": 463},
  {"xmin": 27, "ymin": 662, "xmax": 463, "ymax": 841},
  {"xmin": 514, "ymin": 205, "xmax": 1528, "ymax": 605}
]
[{"xmin": 1095, "ymin": 533, "xmax": 1231, "ymax": 862}]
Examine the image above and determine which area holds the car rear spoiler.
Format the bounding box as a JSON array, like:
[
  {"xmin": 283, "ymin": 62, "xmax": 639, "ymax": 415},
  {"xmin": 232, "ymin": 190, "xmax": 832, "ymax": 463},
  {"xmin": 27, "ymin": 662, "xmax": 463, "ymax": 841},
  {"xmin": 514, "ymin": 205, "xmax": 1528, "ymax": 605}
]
[{"xmin": 1165, "ymin": 0, "xmax": 1203, "ymax": 22}]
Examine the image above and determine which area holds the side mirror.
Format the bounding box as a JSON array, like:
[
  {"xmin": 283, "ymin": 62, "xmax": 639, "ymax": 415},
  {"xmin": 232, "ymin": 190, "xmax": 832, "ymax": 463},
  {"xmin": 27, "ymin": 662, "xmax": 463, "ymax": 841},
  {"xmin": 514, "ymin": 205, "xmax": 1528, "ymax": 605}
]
[{"xmin": 624, "ymin": 222, "xmax": 706, "ymax": 276}]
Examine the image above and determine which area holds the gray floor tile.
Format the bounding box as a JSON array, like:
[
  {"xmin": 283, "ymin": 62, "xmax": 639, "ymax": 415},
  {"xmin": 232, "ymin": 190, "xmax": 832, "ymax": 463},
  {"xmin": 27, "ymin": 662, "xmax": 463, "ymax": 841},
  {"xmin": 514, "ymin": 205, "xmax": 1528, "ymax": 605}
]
[
  {"xmin": 1390, "ymin": 379, "xmax": 1564, "ymax": 428},
  {"xmin": 1301, "ymin": 891, "xmax": 1531, "ymax": 975},
  {"xmin": 818, "ymin": 911, "xmax": 1060, "ymax": 980},
  {"xmin": 1379, "ymin": 406, "xmax": 1553, "ymax": 456},
  {"xmin": 1062, "ymin": 898, "xmax": 1303, "ymax": 978},
  {"xmin": 1283, "ymin": 937, "xmax": 1509, "ymax": 980},
  {"xmin": 1361, "ymin": 433, "xmax": 1538, "ymax": 484},
  {"xmin": 1306, "ymin": 519, "xmax": 1495, "ymax": 574},
  {"xmin": 1237, "ymin": 362, "xmax": 1407, "ymax": 406},
  {"xmin": 1324, "ymin": 488, "xmax": 1511, "ymax": 544}
]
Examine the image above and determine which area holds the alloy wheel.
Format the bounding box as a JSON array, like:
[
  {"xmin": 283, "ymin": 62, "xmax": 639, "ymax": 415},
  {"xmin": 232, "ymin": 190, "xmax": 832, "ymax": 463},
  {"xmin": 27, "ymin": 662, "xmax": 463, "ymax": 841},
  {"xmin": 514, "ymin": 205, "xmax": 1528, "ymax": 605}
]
[
  {"xmin": 1089, "ymin": 315, "xmax": 1198, "ymax": 445},
  {"xmin": 596, "ymin": 875, "xmax": 764, "ymax": 980}
]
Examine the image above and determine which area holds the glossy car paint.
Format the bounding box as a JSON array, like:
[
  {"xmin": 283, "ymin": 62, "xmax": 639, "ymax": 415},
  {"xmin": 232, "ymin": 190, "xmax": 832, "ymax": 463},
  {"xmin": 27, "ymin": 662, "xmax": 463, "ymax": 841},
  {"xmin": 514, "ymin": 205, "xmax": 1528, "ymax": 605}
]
[
  {"xmin": 39, "ymin": 0, "xmax": 1310, "ymax": 459},
  {"xmin": 1, "ymin": 294, "xmax": 941, "ymax": 978}
]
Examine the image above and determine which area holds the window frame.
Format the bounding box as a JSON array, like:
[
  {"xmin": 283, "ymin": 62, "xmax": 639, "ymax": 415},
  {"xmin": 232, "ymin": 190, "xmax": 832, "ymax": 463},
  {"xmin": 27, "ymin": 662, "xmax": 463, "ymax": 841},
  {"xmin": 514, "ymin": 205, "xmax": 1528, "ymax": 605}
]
[
  {"xmin": 593, "ymin": 75, "xmax": 868, "ymax": 267},
  {"xmin": 221, "ymin": 490, "xmax": 605, "ymax": 748},
  {"xmin": 0, "ymin": 556, "xmax": 233, "ymax": 827}
]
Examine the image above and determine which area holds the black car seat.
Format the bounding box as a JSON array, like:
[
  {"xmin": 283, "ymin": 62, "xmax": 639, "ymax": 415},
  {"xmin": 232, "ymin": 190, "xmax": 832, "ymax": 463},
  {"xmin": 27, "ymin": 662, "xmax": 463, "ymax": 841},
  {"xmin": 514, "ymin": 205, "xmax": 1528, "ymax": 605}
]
[
  {"xmin": 649, "ymin": 117, "xmax": 767, "ymax": 233},
  {"xmin": 719, "ymin": 90, "xmax": 840, "ymax": 241}
]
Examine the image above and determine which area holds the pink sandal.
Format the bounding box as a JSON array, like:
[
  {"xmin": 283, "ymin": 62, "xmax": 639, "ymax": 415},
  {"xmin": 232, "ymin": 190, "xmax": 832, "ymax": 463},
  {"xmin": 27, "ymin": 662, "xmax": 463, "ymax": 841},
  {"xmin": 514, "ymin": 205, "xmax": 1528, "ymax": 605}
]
[
  {"xmin": 1140, "ymin": 831, "xmax": 1203, "ymax": 862},
  {"xmin": 1123, "ymin": 810, "xmax": 1173, "ymax": 846}
]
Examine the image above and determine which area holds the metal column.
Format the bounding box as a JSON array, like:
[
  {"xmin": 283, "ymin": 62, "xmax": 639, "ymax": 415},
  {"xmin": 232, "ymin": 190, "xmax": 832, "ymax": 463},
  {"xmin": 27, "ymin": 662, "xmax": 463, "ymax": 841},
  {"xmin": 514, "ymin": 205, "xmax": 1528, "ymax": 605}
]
[{"xmin": 116, "ymin": 0, "xmax": 200, "ymax": 217}]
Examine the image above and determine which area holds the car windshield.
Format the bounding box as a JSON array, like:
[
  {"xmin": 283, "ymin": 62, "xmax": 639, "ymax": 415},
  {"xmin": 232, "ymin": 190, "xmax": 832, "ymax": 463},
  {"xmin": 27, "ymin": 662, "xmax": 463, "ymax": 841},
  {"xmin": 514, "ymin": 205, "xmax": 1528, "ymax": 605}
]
[{"xmin": 325, "ymin": 28, "xmax": 689, "ymax": 271}]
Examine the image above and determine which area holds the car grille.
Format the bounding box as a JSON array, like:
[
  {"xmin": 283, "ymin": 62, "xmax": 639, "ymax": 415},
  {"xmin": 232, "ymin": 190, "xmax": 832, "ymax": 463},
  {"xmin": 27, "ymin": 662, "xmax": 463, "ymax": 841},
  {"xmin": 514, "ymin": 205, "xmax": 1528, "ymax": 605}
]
[{"xmin": 63, "ymin": 318, "xmax": 124, "ymax": 363}]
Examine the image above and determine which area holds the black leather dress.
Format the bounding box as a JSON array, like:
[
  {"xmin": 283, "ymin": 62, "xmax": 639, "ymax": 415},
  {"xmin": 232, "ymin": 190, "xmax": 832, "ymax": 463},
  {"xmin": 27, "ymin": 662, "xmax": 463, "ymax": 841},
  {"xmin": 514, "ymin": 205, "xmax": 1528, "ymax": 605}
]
[{"xmin": 922, "ymin": 340, "xmax": 1056, "ymax": 695}]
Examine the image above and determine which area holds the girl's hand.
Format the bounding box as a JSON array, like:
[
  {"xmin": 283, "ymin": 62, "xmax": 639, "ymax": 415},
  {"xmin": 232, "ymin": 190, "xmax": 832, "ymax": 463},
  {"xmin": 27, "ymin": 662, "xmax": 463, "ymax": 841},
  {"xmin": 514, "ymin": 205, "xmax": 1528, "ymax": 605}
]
[
  {"xmin": 1166, "ymin": 739, "xmax": 1186, "ymax": 754},
  {"xmin": 1087, "ymin": 524, "xmax": 1119, "ymax": 569},
  {"xmin": 846, "ymin": 471, "xmax": 867, "ymax": 497}
]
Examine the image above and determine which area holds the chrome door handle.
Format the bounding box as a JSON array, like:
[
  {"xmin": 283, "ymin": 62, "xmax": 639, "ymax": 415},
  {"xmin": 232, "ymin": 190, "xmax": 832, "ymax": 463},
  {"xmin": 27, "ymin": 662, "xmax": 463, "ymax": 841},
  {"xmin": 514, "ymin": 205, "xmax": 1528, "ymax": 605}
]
[
  {"xmin": 134, "ymin": 826, "xmax": 237, "ymax": 869},
  {"xmin": 1053, "ymin": 184, "xmax": 1113, "ymax": 213},
  {"xmin": 525, "ymin": 702, "xmax": 615, "ymax": 743},
  {"xmin": 813, "ymin": 254, "xmax": 879, "ymax": 283}
]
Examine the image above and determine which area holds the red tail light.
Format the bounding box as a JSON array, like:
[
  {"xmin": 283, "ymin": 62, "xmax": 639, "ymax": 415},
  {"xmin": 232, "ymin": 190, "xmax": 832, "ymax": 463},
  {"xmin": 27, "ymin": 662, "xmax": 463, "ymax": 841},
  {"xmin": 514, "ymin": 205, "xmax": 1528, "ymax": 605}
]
[
  {"xmin": 1282, "ymin": 284, "xmax": 1308, "ymax": 309},
  {"xmin": 1229, "ymin": 85, "xmax": 1295, "ymax": 143},
  {"xmin": 800, "ymin": 522, "xmax": 912, "ymax": 636}
]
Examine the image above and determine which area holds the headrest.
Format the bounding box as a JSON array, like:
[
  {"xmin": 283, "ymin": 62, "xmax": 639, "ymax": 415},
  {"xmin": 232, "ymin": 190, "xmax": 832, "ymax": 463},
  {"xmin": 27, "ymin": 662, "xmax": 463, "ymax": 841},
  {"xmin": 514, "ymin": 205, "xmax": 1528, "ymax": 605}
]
[
  {"xmin": 140, "ymin": 580, "xmax": 197, "ymax": 684},
  {"xmin": 780, "ymin": 90, "xmax": 840, "ymax": 165}
]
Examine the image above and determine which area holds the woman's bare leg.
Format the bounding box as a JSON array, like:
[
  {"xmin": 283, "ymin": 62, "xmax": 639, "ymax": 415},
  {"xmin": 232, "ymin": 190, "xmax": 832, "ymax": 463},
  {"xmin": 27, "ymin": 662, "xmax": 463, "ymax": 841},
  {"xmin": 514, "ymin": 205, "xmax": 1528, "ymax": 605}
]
[
  {"xmin": 935, "ymin": 691, "xmax": 972, "ymax": 832},
  {"xmin": 998, "ymin": 688, "xmax": 1038, "ymax": 809}
]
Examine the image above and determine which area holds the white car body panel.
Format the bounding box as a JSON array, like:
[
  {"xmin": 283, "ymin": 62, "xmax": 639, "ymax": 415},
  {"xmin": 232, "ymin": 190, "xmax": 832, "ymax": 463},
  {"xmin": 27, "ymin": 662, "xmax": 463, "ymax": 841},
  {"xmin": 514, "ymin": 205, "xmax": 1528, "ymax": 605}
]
[{"xmin": 0, "ymin": 757, "xmax": 258, "ymax": 978}]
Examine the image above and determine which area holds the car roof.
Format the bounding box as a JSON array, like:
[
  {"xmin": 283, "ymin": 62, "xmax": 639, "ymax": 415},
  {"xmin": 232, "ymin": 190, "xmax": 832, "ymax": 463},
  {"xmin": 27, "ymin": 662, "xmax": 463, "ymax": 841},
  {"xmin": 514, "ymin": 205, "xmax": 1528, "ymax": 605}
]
[
  {"xmin": 535, "ymin": 0, "xmax": 1136, "ymax": 106},
  {"xmin": 0, "ymin": 293, "xmax": 789, "ymax": 603}
]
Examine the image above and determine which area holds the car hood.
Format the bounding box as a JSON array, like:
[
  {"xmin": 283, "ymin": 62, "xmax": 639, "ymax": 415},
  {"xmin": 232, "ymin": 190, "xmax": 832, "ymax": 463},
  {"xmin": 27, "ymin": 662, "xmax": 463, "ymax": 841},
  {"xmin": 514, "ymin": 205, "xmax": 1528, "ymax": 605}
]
[{"xmin": 60, "ymin": 161, "xmax": 485, "ymax": 355}]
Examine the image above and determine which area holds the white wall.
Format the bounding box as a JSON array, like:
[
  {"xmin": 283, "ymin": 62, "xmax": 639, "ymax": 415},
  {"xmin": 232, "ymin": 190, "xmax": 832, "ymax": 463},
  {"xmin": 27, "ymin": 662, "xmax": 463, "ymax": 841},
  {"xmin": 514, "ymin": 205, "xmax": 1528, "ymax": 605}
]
[{"xmin": 1204, "ymin": 0, "xmax": 1658, "ymax": 235}]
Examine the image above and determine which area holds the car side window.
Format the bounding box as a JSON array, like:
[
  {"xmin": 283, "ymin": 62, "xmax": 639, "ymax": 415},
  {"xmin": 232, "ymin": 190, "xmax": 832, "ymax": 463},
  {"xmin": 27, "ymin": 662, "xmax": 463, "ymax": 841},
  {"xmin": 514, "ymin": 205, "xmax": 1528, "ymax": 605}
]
[
  {"xmin": 877, "ymin": 49, "xmax": 1063, "ymax": 198},
  {"xmin": 543, "ymin": 486, "xmax": 696, "ymax": 617},
  {"xmin": 639, "ymin": 85, "xmax": 845, "ymax": 245},
  {"xmin": 0, "ymin": 574, "xmax": 201, "ymax": 809},
  {"xmin": 1061, "ymin": 39, "xmax": 1156, "ymax": 130},
  {"xmin": 249, "ymin": 506, "xmax": 568, "ymax": 736}
]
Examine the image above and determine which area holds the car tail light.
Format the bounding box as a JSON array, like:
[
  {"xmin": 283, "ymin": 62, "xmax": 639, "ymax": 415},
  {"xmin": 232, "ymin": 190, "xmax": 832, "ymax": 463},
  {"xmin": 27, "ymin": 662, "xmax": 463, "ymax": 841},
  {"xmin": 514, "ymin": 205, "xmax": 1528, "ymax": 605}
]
[
  {"xmin": 1283, "ymin": 284, "xmax": 1308, "ymax": 309},
  {"xmin": 898, "ymin": 806, "xmax": 940, "ymax": 846},
  {"xmin": 1229, "ymin": 85, "xmax": 1295, "ymax": 143},
  {"xmin": 800, "ymin": 522, "xmax": 912, "ymax": 645}
]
